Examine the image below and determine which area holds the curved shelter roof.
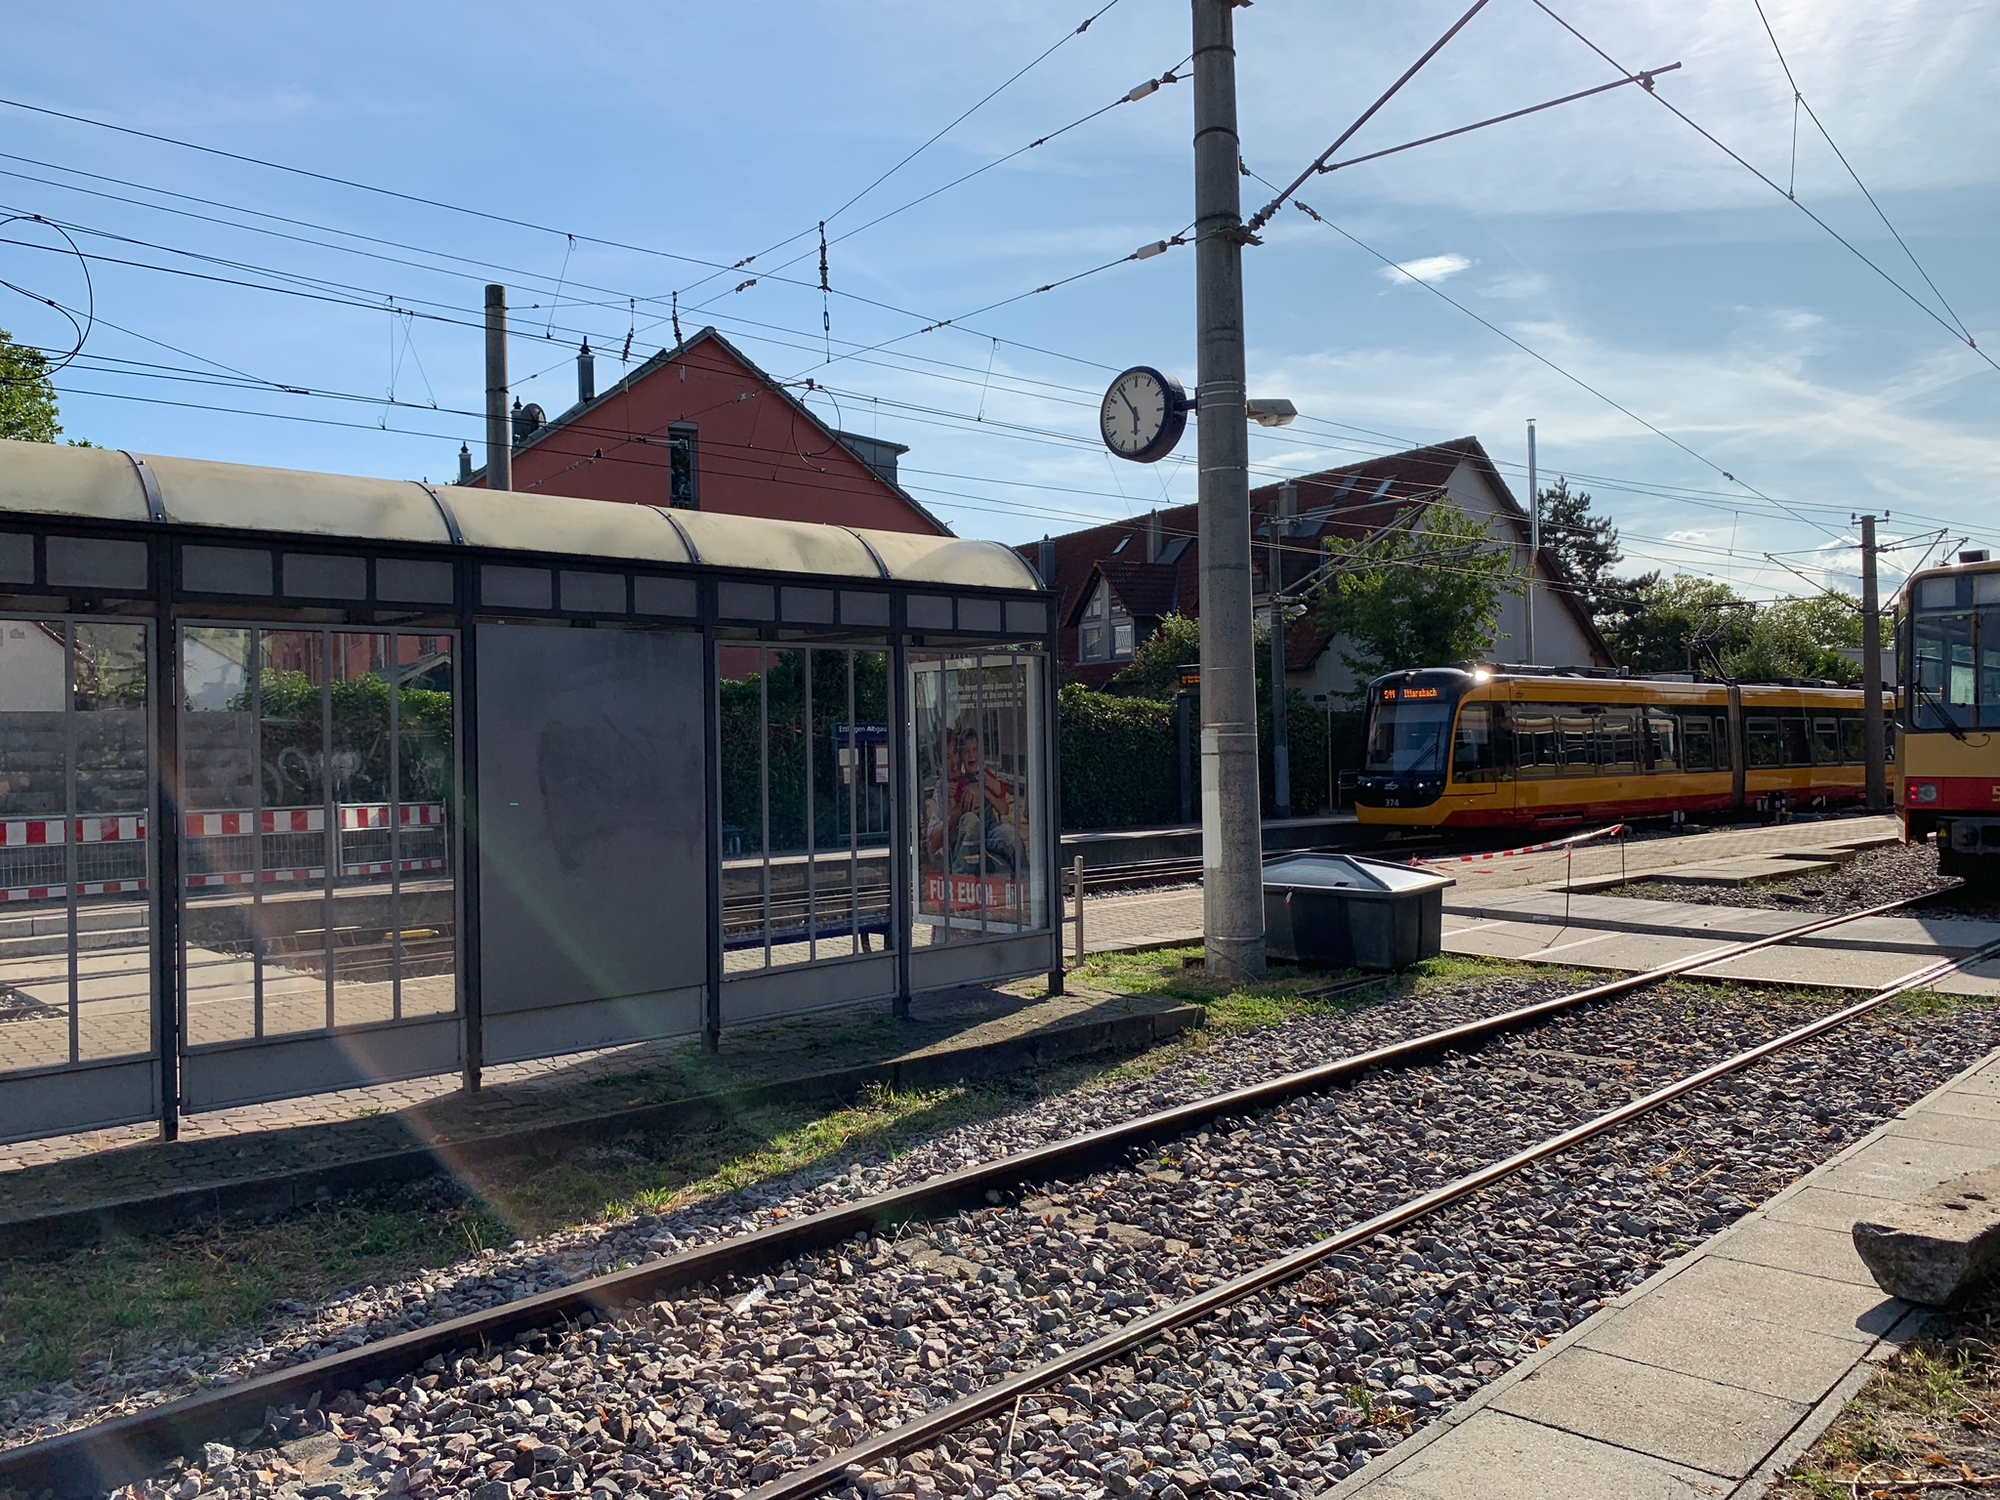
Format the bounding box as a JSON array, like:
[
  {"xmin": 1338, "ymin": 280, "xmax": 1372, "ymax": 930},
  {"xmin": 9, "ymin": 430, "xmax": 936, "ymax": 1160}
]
[{"xmin": 0, "ymin": 439, "xmax": 1039, "ymax": 591}]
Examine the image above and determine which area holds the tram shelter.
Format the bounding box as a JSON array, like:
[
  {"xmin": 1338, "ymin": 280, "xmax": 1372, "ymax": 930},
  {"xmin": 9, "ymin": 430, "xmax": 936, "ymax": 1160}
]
[{"xmin": 0, "ymin": 439, "xmax": 1058, "ymax": 1144}]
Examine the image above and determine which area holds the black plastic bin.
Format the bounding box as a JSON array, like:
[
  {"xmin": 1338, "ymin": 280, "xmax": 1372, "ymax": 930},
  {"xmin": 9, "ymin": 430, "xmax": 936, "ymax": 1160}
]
[{"xmin": 1263, "ymin": 853, "xmax": 1455, "ymax": 971}]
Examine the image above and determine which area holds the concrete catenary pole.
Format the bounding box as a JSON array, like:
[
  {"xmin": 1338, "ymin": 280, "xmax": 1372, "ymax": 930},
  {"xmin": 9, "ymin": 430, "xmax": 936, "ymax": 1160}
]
[
  {"xmin": 485, "ymin": 284, "xmax": 512, "ymax": 492},
  {"xmin": 1269, "ymin": 478, "xmax": 1295, "ymax": 820},
  {"xmin": 1859, "ymin": 512, "xmax": 1888, "ymax": 811},
  {"xmin": 1525, "ymin": 418, "xmax": 1538, "ymax": 665},
  {"xmin": 1193, "ymin": 0, "xmax": 1265, "ymax": 981}
]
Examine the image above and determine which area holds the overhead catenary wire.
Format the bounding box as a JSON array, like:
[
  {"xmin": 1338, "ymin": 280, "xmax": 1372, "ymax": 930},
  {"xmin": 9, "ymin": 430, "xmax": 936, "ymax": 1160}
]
[{"xmin": 1527, "ymin": 0, "xmax": 1996, "ymax": 373}]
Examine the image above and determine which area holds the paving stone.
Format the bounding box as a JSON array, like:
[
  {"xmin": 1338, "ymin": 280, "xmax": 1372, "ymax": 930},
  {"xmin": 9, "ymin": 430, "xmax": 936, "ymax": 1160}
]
[
  {"xmin": 1659, "ymin": 1255, "xmax": 1904, "ymax": 1344},
  {"xmin": 1575, "ymin": 1290, "xmax": 1867, "ymax": 1403},
  {"xmin": 1710, "ymin": 1217, "xmax": 1876, "ymax": 1288},
  {"xmin": 1491, "ymin": 1347, "xmax": 1807, "ymax": 1479},
  {"xmin": 1816, "ymin": 1136, "xmax": 2000, "ymax": 1202},
  {"xmin": 1338, "ymin": 1410, "xmax": 1728, "ymax": 1500},
  {"xmin": 1884, "ymin": 1110, "xmax": 2000, "ymax": 1147}
]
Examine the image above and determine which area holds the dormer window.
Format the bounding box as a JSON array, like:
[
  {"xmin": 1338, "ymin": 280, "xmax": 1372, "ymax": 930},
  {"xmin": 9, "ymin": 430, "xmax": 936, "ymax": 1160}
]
[{"xmin": 1079, "ymin": 578, "xmax": 1134, "ymax": 662}]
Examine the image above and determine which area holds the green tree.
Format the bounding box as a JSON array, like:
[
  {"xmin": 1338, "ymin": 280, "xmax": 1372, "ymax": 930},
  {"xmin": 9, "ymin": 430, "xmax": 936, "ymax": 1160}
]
[
  {"xmin": 0, "ymin": 327, "xmax": 63, "ymax": 443},
  {"xmin": 1722, "ymin": 593, "xmax": 1874, "ymax": 685},
  {"xmin": 1537, "ymin": 476, "xmax": 1623, "ymax": 618},
  {"xmin": 1105, "ymin": 613, "xmax": 1201, "ymax": 699},
  {"xmin": 1315, "ymin": 500, "xmax": 1520, "ymax": 696},
  {"xmin": 1599, "ymin": 573, "xmax": 1749, "ymax": 675}
]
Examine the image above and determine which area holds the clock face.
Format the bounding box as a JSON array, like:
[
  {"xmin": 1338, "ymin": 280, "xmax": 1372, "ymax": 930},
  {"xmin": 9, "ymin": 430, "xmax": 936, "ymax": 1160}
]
[{"xmin": 1100, "ymin": 366, "xmax": 1188, "ymax": 464}]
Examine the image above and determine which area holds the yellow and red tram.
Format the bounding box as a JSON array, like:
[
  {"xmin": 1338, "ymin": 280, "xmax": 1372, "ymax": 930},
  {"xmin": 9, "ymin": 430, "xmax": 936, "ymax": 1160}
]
[
  {"xmin": 1354, "ymin": 667, "xmax": 1888, "ymax": 831},
  {"xmin": 1898, "ymin": 553, "xmax": 2000, "ymax": 877}
]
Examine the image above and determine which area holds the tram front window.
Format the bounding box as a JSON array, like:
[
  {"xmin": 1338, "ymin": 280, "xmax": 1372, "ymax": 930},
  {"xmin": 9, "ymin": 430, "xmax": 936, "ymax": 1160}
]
[
  {"xmin": 1366, "ymin": 695, "xmax": 1454, "ymax": 776},
  {"xmin": 1908, "ymin": 571, "xmax": 2000, "ymax": 729}
]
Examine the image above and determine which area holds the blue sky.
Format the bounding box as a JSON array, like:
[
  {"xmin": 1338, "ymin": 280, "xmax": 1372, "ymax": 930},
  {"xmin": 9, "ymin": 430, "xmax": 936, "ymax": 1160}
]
[{"xmin": 3, "ymin": 0, "xmax": 1995, "ymax": 599}]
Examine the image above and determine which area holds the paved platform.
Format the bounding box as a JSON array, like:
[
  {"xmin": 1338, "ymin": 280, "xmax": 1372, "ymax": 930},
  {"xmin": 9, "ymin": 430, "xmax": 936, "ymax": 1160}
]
[
  {"xmin": 1320, "ymin": 1040, "xmax": 2000, "ymax": 1499},
  {"xmin": 1439, "ymin": 892, "xmax": 2000, "ymax": 995}
]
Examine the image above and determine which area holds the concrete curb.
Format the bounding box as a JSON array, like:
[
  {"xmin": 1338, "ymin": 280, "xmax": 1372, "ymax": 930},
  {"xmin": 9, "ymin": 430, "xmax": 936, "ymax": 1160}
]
[{"xmin": 0, "ymin": 1003, "xmax": 1203, "ymax": 1256}]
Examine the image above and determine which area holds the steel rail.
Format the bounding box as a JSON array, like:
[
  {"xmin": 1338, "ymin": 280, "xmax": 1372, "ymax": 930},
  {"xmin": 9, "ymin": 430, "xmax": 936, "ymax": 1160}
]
[
  {"xmin": 0, "ymin": 895, "xmax": 1930, "ymax": 1498},
  {"xmin": 750, "ymin": 933, "xmax": 2000, "ymax": 1500}
]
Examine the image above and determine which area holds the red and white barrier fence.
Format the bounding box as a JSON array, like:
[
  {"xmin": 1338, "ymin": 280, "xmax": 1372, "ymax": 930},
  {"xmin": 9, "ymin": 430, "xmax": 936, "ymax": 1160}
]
[
  {"xmin": 1410, "ymin": 822, "xmax": 1626, "ymax": 868},
  {"xmin": 0, "ymin": 804, "xmax": 446, "ymax": 845}
]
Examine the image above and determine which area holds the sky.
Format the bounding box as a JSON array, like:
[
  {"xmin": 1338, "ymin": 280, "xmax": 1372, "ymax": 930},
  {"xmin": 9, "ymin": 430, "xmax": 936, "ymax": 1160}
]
[{"xmin": 2, "ymin": 0, "xmax": 1996, "ymax": 600}]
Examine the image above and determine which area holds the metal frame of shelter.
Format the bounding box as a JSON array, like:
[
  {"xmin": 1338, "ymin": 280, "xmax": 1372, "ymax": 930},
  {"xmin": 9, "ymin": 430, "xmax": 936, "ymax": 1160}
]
[{"xmin": 0, "ymin": 440, "xmax": 1060, "ymax": 1145}]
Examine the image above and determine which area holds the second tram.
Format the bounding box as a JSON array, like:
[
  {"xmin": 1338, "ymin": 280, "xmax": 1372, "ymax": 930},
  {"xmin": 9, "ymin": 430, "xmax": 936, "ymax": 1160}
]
[
  {"xmin": 1354, "ymin": 667, "xmax": 1888, "ymax": 830},
  {"xmin": 1899, "ymin": 551, "xmax": 2000, "ymax": 877}
]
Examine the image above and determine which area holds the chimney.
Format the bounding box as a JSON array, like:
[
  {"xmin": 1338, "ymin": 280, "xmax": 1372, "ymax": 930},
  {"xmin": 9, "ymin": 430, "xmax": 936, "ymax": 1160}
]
[
  {"xmin": 1037, "ymin": 536, "xmax": 1055, "ymax": 588},
  {"xmin": 577, "ymin": 339, "xmax": 595, "ymax": 405},
  {"xmin": 512, "ymin": 398, "xmax": 545, "ymax": 445},
  {"xmin": 1145, "ymin": 510, "xmax": 1162, "ymax": 563},
  {"xmin": 457, "ymin": 443, "xmax": 472, "ymax": 484}
]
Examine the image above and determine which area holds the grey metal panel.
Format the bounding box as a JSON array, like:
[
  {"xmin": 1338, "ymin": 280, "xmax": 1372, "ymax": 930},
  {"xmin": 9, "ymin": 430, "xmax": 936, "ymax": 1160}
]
[
  {"xmin": 781, "ymin": 586, "xmax": 834, "ymax": 624},
  {"xmin": 635, "ymin": 576, "xmax": 697, "ymax": 616},
  {"xmin": 284, "ymin": 552, "xmax": 368, "ymax": 599},
  {"xmin": 840, "ymin": 591, "xmax": 890, "ymax": 627},
  {"xmin": 482, "ymin": 985, "xmax": 705, "ymax": 1067},
  {"xmin": 47, "ymin": 535, "xmax": 148, "ymax": 590},
  {"xmin": 379, "ymin": 557, "xmax": 453, "ymax": 603},
  {"xmin": 958, "ymin": 597, "xmax": 1003, "ymax": 633},
  {"xmin": 482, "ymin": 564, "xmax": 552, "ymax": 611},
  {"xmin": 909, "ymin": 932, "xmax": 1059, "ymax": 992},
  {"xmin": 183, "ymin": 545, "xmax": 273, "ymax": 595},
  {"xmin": 179, "ymin": 1018, "xmax": 461, "ymax": 1113},
  {"xmin": 907, "ymin": 594, "xmax": 953, "ymax": 631},
  {"xmin": 561, "ymin": 570, "xmax": 626, "ymax": 614},
  {"xmin": 720, "ymin": 953, "xmax": 896, "ymax": 1027},
  {"xmin": 0, "ymin": 531, "xmax": 34, "ymax": 584},
  {"xmin": 475, "ymin": 624, "xmax": 707, "ymax": 1033},
  {"xmin": 1006, "ymin": 599, "xmax": 1049, "ymax": 636},
  {"xmin": 0, "ymin": 1058, "xmax": 157, "ymax": 1146},
  {"xmin": 718, "ymin": 581, "xmax": 774, "ymax": 621}
]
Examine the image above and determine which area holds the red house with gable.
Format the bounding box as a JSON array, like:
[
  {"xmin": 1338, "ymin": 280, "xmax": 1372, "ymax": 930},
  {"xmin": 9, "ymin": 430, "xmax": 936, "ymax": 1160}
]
[{"xmin": 463, "ymin": 325, "xmax": 950, "ymax": 536}]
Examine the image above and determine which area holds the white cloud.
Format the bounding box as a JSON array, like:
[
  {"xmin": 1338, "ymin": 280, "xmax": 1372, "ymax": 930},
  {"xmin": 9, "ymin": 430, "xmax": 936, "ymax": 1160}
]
[
  {"xmin": 1665, "ymin": 529, "xmax": 1710, "ymax": 542},
  {"xmin": 1380, "ymin": 253, "xmax": 1472, "ymax": 286}
]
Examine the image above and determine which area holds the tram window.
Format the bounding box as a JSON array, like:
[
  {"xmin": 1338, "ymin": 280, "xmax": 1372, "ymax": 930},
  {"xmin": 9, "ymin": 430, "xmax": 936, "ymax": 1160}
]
[
  {"xmin": 1841, "ymin": 714, "xmax": 1865, "ymax": 762},
  {"xmin": 1913, "ymin": 610, "xmax": 1974, "ymax": 730},
  {"xmin": 1682, "ymin": 716, "xmax": 1714, "ymax": 771},
  {"xmin": 1979, "ymin": 608, "xmax": 2000, "ymax": 728},
  {"xmin": 1597, "ymin": 712, "xmax": 1639, "ymax": 773},
  {"xmin": 1513, "ymin": 711, "xmax": 1557, "ymax": 776},
  {"xmin": 1809, "ymin": 717, "xmax": 1841, "ymax": 765},
  {"xmin": 1558, "ymin": 713, "xmax": 1596, "ymax": 774},
  {"xmin": 1452, "ymin": 704, "xmax": 1511, "ymax": 783},
  {"xmin": 1780, "ymin": 715, "xmax": 1812, "ymax": 766},
  {"xmin": 1645, "ymin": 710, "xmax": 1679, "ymax": 772},
  {"xmin": 1746, "ymin": 715, "xmax": 1783, "ymax": 768}
]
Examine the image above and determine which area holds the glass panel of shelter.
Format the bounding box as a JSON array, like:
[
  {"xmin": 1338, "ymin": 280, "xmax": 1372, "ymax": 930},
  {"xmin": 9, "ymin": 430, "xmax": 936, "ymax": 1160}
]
[
  {"xmin": 0, "ymin": 617, "xmax": 155, "ymax": 1080},
  {"xmin": 911, "ymin": 651, "xmax": 1046, "ymax": 946},
  {"xmin": 178, "ymin": 625, "xmax": 458, "ymax": 1049},
  {"xmin": 719, "ymin": 645, "xmax": 895, "ymax": 975}
]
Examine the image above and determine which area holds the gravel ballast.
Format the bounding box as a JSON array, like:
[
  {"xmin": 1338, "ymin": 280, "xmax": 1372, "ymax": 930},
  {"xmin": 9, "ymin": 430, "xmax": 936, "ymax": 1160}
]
[{"xmin": 42, "ymin": 967, "xmax": 2000, "ymax": 1500}]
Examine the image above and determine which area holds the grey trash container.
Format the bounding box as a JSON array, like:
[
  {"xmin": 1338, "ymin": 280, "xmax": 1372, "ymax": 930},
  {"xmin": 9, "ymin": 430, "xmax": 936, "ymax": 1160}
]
[{"xmin": 1263, "ymin": 854, "xmax": 1455, "ymax": 971}]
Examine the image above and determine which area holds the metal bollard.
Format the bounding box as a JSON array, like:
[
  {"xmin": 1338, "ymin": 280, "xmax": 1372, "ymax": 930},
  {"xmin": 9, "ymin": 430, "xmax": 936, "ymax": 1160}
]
[{"xmin": 1073, "ymin": 855, "xmax": 1086, "ymax": 966}]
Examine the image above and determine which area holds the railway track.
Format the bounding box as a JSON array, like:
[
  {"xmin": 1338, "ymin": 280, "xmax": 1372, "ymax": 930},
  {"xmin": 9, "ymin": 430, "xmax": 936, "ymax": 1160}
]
[{"xmin": 0, "ymin": 894, "xmax": 1953, "ymax": 1500}]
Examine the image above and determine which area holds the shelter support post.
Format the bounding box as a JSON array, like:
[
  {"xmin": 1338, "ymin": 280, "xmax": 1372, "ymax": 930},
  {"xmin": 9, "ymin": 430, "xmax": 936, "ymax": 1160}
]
[
  {"xmin": 152, "ymin": 543, "xmax": 182, "ymax": 1140},
  {"xmin": 458, "ymin": 558, "xmax": 485, "ymax": 1091},
  {"xmin": 702, "ymin": 606, "xmax": 723, "ymax": 1053},
  {"xmin": 890, "ymin": 632, "xmax": 913, "ymax": 1020}
]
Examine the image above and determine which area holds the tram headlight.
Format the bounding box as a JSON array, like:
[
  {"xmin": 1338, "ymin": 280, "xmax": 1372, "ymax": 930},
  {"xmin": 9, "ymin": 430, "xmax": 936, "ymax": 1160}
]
[{"xmin": 1912, "ymin": 782, "xmax": 1939, "ymax": 804}]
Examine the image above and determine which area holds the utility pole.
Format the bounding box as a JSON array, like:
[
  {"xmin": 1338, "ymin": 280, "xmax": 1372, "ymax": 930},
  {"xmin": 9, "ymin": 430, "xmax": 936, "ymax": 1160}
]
[
  {"xmin": 1192, "ymin": 0, "xmax": 1265, "ymax": 982},
  {"xmin": 1269, "ymin": 478, "xmax": 1295, "ymax": 820},
  {"xmin": 1858, "ymin": 512, "xmax": 1888, "ymax": 811},
  {"xmin": 1525, "ymin": 417, "xmax": 1538, "ymax": 665},
  {"xmin": 485, "ymin": 284, "xmax": 512, "ymax": 492}
]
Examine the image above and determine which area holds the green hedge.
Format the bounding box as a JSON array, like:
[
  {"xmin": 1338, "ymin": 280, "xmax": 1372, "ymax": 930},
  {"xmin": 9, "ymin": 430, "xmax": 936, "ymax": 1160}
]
[{"xmin": 1056, "ymin": 681, "xmax": 1367, "ymax": 830}]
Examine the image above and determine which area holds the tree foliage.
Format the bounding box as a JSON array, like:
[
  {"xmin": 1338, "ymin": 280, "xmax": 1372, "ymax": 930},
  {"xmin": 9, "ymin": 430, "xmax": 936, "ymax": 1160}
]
[
  {"xmin": 1105, "ymin": 613, "xmax": 1201, "ymax": 699},
  {"xmin": 1315, "ymin": 500, "xmax": 1520, "ymax": 695},
  {"xmin": 1537, "ymin": 476, "xmax": 1622, "ymax": 618},
  {"xmin": 1600, "ymin": 574, "xmax": 1882, "ymax": 684},
  {"xmin": 0, "ymin": 328, "xmax": 63, "ymax": 444}
]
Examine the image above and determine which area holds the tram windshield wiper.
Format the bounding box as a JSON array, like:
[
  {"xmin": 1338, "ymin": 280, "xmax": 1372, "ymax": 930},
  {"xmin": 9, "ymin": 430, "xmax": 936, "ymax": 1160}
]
[{"xmin": 1920, "ymin": 684, "xmax": 1971, "ymax": 742}]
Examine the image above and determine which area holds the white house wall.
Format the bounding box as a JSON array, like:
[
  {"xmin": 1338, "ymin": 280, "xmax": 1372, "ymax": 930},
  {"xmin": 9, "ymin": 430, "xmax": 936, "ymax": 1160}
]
[{"xmin": 1283, "ymin": 456, "xmax": 1602, "ymax": 699}]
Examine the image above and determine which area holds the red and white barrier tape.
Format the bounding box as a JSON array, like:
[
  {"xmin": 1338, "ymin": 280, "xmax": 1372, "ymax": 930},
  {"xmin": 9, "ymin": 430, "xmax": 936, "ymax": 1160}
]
[{"xmin": 1410, "ymin": 822, "xmax": 1626, "ymax": 867}]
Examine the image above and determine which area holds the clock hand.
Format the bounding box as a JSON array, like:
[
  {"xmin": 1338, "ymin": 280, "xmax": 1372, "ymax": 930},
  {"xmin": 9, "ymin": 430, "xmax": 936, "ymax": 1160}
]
[{"xmin": 1120, "ymin": 390, "xmax": 1143, "ymax": 430}]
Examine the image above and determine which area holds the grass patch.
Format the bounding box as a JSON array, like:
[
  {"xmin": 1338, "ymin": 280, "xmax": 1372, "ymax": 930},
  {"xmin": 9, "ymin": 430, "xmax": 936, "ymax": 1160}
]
[{"xmin": 1774, "ymin": 1283, "xmax": 2000, "ymax": 1497}]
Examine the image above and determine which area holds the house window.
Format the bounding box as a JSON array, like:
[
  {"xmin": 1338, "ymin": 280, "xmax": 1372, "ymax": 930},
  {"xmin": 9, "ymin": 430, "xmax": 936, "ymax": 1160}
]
[
  {"xmin": 1078, "ymin": 578, "xmax": 1134, "ymax": 663},
  {"xmin": 668, "ymin": 422, "xmax": 699, "ymax": 510}
]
